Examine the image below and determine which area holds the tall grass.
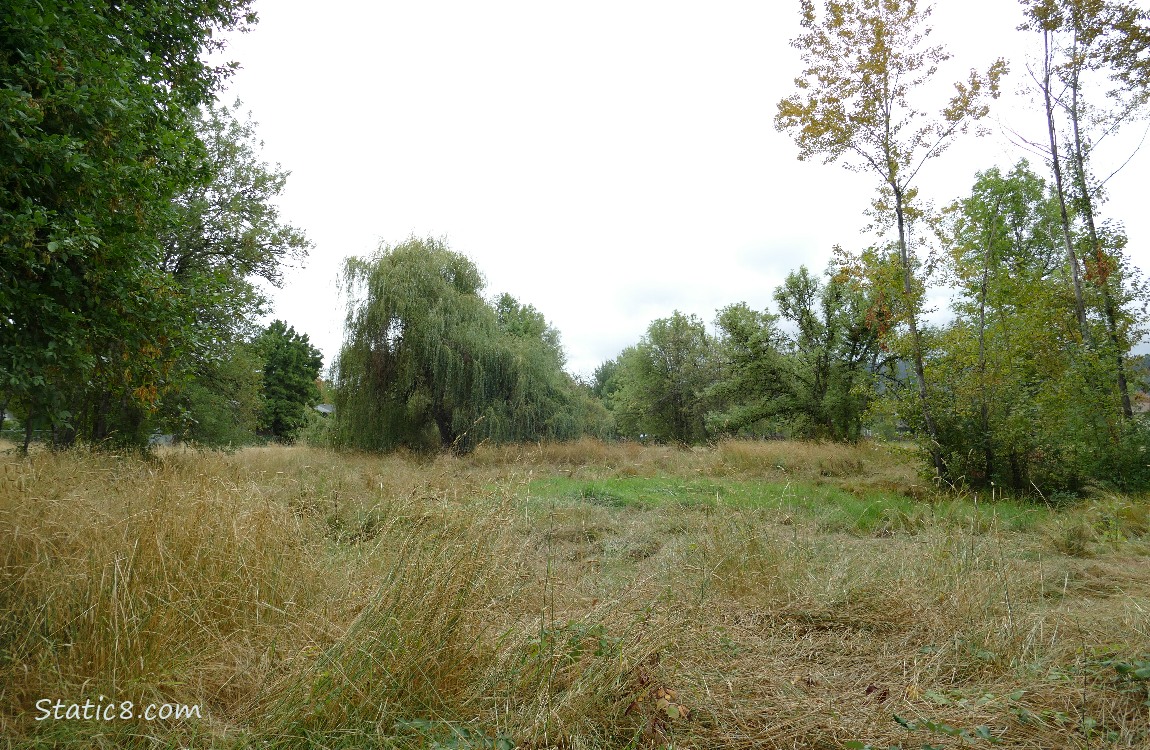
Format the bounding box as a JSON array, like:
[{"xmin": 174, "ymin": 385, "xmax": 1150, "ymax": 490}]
[{"xmin": 2, "ymin": 440, "xmax": 1148, "ymax": 748}]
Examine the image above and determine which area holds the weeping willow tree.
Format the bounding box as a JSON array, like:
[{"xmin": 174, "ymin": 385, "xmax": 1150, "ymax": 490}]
[{"xmin": 333, "ymin": 237, "xmax": 590, "ymax": 452}]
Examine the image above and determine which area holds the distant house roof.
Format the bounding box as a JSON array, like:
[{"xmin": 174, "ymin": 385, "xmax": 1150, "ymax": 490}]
[{"xmin": 315, "ymin": 404, "xmax": 335, "ymax": 415}]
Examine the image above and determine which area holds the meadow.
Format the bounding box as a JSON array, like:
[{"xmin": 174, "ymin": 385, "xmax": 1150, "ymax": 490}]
[{"xmin": 1, "ymin": 438, "xmax": 1148, "ymax": 749}]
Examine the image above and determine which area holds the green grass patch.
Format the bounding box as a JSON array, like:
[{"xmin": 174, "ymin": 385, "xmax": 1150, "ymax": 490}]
[{"xmin": 521, "ymin": 475, "xmax": 1053, "ymax": 535}]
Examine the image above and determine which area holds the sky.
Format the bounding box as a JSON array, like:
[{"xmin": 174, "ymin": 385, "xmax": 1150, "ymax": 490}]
[{"xmin": 211, "ymin": 0, "xmax": 1150, "ymax": 378}]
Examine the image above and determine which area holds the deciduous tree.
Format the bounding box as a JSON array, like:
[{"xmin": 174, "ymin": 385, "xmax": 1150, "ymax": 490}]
[
  {"xmin": 610, "ymin": 312, "xmax": 715, "ymax": 444},
  {"xmin": 158, "ymin": 102, "xmax": 311, "ymax": 445},
  {"xmin": 1020, "ymin": 0, "xmax": 1150, "ymax": 418},
  {"xmin": 0, "ymin": 0, "xmax": 256, "ymax": 449},
  {"xmin": 934, "ymin": 161, "xmax": 1149, "ymax": 492},
  {"xmin": 334, "ymin": 238, "xmax": 591, "ymax": 452},
  {"xmin": 711, "ymin": 267, "xmax": 879, "ymax": 440},
  {"xmin": 775, "ymin": 0, "xmax": 1006, "ymax": 472}
]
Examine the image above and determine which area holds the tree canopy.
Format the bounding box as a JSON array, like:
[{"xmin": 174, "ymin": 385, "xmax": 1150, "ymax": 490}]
[
  {"xmin": 333, "ymin": 238, "xmax": 598, "ymax": 452},
  {"xmin": 608, "ymin": 312, "xmax": 715, "ymax": 444},
  {"xmin": 257, "ymin": 320, "xmax": 323, "ymax": 443},
  {"xmin": 0, "ymin": 0, "xmax": 259, "ymax": 448}
]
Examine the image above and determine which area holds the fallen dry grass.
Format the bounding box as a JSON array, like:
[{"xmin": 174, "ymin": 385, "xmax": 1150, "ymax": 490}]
[{"xmin": 1, "ymin": 440, "xmax": 1147, "ymax": 748}]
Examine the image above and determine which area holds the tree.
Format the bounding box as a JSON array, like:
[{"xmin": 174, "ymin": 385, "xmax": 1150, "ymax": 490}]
[
  {"xmin": 711, "ymin": 266, "xmax": 880, "ymax": 440},
  {"xmin": 775, "ymin": 0, "xmax": 1007, "ymax": 473},
  {"xmin": 1020, "ymin": 0, "xmax": 1150, "ymax": 418},
  {"xmin": 933, "ymin": 161, "xmax": 1149, "ymax": 492},
  {"xmin": 777, "ymin": 266, "xmax": 880, "ymax": 439},
  {"xmin": 0, "ymin": 0, "xmax": 257, "ymax": 449},
  {"xmin": 591, "ymin": 358, "xmax": 621, "ymax": 405},
  {"xmin": 334, "ymin": 237, "xmax": 589, "ymax": 452},
  {"xmin": 163, "ymin": 101, "xmax": 310, "ymax": 300},
  {"xmin": 157, "ymin": 102, "xmax": 311, "ymax": 445},
  {"xmin": 933, "ymin": 162, "xmax": 1065, "ymax": 489},
  {"xmin": 708, "ymin": 303, "xmax": 792, "ymax": 437},
  {"xmin": 610, "ymin": 312, "xmax": 715, "ymax": 444},
  {"xmin": 256, "ymin": 320, "xmax": 322, "ymax": 443},
  {"xmin": 486, "ymin": 293, "xmax": 585, "ymax": 442}
]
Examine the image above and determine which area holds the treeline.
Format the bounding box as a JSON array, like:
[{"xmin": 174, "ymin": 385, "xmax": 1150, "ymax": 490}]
[
  {"xmin": 1, "ymin": 2, "xmax": 323, "ymax": 449},
  {"xmin": 330, "ymin": 0, "xmax": 1150, "ymax": 497},
  {"xmin": 592, "ymin": 160, "xmax": 1150, "ymax": 494},
  {"xmin": 5, "ymin": 1, "xmax": 1149, "ymax": 496}
]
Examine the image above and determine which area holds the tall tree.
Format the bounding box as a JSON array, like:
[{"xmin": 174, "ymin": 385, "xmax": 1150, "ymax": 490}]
[
  {"xmin": 1020, "ymin": 0, "xmax": 1150, "ymax": 418},
  {"xmin": 775, "ymin": 0, "xmax": 1006, "ymax": 473},
  {"xmin": 0, "ymin": 0, "xmax": 256, "ymax": 449},
  {"xmin": 334, "ymin": 238, "xmax": 588, "ymax": 452},
  {"xmin": 158, "ymin": 102, "xmax": 311, "ymax": 444}
]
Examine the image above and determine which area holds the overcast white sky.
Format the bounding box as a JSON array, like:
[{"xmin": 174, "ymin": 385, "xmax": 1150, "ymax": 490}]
[{"xmin": 213, "ymin": 1, "xmax": 1149, "ymax": 378}]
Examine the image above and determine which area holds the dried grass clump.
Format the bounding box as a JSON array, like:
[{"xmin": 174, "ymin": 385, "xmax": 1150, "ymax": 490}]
[
  {"xmin": 472, "ymin": 437, "xmax": 642, "ymax": 469},
  {"xmin": 712, "ymin": 438, "xmax": 920, "ymax": 487}
]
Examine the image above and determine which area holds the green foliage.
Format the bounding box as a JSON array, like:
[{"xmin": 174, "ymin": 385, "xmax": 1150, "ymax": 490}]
[
  {"xmin": 158, "ymin": 103, "xmax": 311, "ymax": 447},
  {"xmin": 928, "ymin": 162, "xmax": 1150, "ymax": 492},
  {"xmin": 775, "ymin": 0, "xmax": 1007, "ymax": 473},
  {"xmin": 706, "ymin": 303, "xmax": 789, "ymax": 437},
  {"xmin": 0, "ymin": 0, "xmax": 258, "ymax": 449},
  {"xmin": 711, "ymin": 266, "xmax": 880, "ymax": 440},
  {"xmin": 256, "ymin": 320, "xmax": 322, "ymax": 443},
  {"xmin": 172, "ymin": 341, "xmax": 264, "ymax": 446},
  {"xmin": 846, "ymin": 713, "xmax": 1001, "ymax": 749},
  {"xmin": 163, "ymin": 100, "xmax": 310, "ymax": 292},
  {"xmin": 393, "ymin": 719, "xmax": 516, "ymax": 750},
  {"xmin": 487, "ymin": 293, "xmax": 585, "ymax": 442},
  {"xmin": 333, "ymin": 237, "xmax": 590, "ymax": 452},
  {"xmin": 607, "ymin": 311, "xmax": 716, "ymax": 444}
]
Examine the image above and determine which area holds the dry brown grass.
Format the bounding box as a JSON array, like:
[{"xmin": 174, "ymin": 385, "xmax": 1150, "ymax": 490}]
[{"xmin": 1, "ymin": 440, "xmax": 1148, "ymax": 748}]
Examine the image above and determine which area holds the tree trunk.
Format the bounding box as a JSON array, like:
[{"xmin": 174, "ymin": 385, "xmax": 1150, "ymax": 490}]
[
  {"xmin": 893, "ymin": 183, "xmax": 945, "ymax": 476},
  {"xmin": 1042, "ymin": 30, "xmax": 1090, "ymax": 339},
  {"xmin": 1066, "ymin": 68, "xmax": 1135, "ymax": 419},
  {"xmin": 23, "ymin": 411, "xmax": 34, "ymax": 454},
  {"xmin": 976, "ymin": 207, "xmax": 999, "ymax": 485}
]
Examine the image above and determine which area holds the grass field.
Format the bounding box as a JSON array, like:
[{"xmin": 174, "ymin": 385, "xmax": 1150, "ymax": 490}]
[{"xmin": 1, "ymin": 438, "xmax": 1148, "ymax": 749}]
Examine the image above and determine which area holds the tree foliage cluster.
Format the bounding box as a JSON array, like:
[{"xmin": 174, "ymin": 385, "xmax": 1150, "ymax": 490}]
[
  {"xmin": 925, "ymin": 160, "xmax": 1149, "ymax": 493},
  {"xmin": 1, "ymin": 2, "xmax": 319, "ymax": 449},
  {"xmin": 593, "ymin": 268, "xmax": 883, "ymax": 447},
  {"xmin": 333, "ymin": 238, "xmax": 610, "ymax": 453}
]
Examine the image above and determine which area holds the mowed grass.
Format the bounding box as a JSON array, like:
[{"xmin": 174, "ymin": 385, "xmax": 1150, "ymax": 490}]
[{"xmin": 1, "ymin": 438, "xmax": 1148, "ymax": 749}]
